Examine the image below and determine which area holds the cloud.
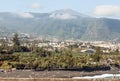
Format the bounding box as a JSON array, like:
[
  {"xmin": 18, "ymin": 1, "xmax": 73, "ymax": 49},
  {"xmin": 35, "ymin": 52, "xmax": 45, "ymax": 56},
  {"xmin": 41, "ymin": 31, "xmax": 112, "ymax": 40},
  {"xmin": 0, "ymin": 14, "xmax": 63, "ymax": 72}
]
[
  {"xmin": 18, "ymin": 12, "xmax": 34, "ymax": 18},
  {"xmin": 49, "ymin": 13, "xmax": 76, "ymax": 20},
  {"xmin": 30, "ymin": 3, "xmax": 41, "ymax": 9},
  {"xmin": 93, "ymin": 5, "xmax": 120, "ymax": 18}
]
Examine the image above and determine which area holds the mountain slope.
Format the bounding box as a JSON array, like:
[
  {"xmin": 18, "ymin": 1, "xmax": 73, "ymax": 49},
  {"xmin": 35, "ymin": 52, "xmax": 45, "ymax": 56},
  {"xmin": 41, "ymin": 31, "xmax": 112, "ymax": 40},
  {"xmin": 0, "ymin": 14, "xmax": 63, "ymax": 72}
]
[{"xmin": 0, "ymin": 9, "xmax": 120, "ymax": 41}]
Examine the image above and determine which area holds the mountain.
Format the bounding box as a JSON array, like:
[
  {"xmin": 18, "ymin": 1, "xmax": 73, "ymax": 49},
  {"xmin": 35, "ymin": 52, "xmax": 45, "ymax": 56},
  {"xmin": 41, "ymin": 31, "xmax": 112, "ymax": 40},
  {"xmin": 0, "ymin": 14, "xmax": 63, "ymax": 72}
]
[
  {"xmin": 0, "ymin": 9, "xmax": 120, "ymax": 41},
  {"xmin": 49, "ymin": 9, "xmax": 88, "ymax": 19}
]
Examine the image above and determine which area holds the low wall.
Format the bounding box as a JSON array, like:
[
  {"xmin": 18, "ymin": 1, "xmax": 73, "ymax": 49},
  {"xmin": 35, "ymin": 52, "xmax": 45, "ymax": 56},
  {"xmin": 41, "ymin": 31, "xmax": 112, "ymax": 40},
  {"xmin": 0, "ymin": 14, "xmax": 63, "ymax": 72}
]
[{"xmin": 0, "ymin": 78, "xmax": 120, "ymax": 81}]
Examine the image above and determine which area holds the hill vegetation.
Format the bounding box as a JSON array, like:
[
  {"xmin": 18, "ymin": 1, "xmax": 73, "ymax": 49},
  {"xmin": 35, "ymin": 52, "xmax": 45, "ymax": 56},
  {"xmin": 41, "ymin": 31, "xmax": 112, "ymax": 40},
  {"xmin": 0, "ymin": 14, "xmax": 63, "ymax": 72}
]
[{"xmin": 0, "ymin": 9, "xmax": 120, "ymax": 41}]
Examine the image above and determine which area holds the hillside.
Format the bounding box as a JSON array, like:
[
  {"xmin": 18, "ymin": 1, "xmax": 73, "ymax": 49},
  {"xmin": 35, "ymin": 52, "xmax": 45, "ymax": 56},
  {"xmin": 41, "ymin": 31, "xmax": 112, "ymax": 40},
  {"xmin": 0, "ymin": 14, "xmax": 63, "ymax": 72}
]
[{"xmin": 0, "ymin": 9, "xmax": 120, "ymax": 41}]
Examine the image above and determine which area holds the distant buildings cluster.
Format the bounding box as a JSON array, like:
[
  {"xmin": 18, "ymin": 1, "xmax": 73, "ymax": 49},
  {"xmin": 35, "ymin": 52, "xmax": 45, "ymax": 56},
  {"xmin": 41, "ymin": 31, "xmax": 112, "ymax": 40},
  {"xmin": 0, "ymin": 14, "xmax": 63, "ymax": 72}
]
[{"xmin": 0, "ymin": 36, "xmax": 120, "ymax": 53}]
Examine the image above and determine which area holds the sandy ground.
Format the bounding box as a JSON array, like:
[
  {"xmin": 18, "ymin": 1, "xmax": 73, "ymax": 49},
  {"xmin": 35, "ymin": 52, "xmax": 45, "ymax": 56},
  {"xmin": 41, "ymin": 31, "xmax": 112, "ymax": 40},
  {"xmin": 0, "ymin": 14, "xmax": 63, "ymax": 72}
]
[{"xmin": 0, "ymin": 70, "xmax": 120, "ymax": 78}]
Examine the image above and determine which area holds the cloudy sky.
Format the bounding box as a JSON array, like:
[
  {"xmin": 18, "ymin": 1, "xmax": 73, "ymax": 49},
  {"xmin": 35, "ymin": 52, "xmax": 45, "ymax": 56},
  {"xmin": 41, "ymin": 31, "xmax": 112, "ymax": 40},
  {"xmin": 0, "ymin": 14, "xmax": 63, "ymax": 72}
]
[{"xmin": 0, "ymin": 0, "xmax": 120, "ymax": 18}]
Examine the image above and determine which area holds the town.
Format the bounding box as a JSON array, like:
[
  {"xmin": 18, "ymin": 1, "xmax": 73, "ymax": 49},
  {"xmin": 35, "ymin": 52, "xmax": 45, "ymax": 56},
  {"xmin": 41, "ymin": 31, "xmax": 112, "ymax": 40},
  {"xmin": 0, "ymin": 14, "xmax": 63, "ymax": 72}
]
[{"xmin": 0, "ymin": 34, "xmax": 120, "ymax": 54}]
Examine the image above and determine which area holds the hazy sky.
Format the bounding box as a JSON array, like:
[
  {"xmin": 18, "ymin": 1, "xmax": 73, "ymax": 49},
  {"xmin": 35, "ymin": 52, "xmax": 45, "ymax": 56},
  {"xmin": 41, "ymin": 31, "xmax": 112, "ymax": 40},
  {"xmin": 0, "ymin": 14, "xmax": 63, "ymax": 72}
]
[{"xmin": 0, "ymin": 0, "xmax": 120, "ymax": 18}]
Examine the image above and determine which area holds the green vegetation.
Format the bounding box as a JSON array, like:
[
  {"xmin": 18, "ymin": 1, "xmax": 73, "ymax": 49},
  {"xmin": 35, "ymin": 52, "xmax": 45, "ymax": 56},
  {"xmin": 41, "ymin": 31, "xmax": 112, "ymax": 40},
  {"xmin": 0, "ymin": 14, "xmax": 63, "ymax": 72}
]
[
  {"xmin": 1, "ymin": 11, "xmax": 120, "ymax": 41},
  {"xmin": 0, "ymin": 45, "xmax": 120, "ymax": 71},
  {"xmin": 0, "ymin": 34, "xmax": 120, "ymax": 71}
]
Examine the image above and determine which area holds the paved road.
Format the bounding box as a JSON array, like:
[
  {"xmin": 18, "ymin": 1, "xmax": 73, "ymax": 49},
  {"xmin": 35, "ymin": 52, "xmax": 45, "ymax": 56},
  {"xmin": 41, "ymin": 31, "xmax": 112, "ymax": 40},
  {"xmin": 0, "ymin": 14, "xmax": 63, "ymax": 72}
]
[{"xmin": 0, "ymin": 70, "xmax": 119, "ymax": 78}]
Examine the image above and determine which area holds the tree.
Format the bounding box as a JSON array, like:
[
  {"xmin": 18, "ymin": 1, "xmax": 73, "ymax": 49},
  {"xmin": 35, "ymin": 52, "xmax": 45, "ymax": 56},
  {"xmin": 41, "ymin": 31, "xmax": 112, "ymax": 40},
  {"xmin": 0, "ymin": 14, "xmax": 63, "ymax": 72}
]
[
  {"xmin": 12, "ymin": 33, "xmax": 20, "ymax": 46},
  {"xmin": 92, "ymin": 47, "xmax": 102, "ymax": 62},
  {"xmin": 12, "ymin": 33, "xmax": 22, "ymax": 52}
]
